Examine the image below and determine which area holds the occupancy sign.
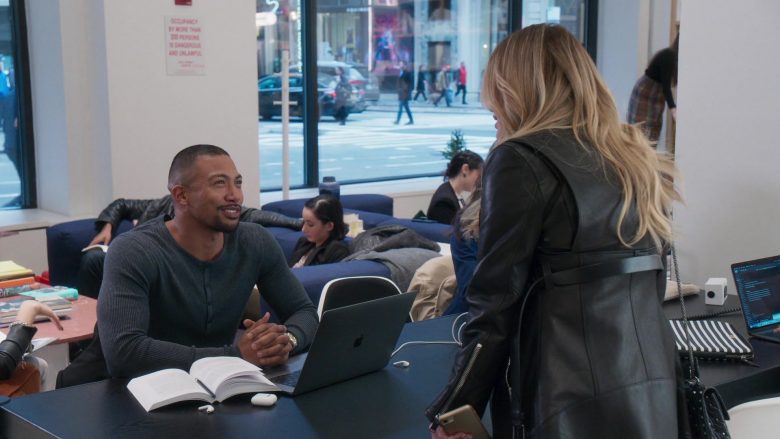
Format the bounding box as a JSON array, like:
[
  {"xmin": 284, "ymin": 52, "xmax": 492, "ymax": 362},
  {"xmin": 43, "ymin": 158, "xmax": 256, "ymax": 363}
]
[{"xmin": 165, "ymin": 16, "xmax": 205, "ymax": 75}]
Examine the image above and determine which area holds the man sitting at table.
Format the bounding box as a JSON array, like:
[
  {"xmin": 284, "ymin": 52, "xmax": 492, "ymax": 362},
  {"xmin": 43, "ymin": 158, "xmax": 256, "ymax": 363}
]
[
  {"xmin": 77, "ymin": 192, "xmax": 303, "ymax": 299},
  {"xmin": 94, "ymin": 144, "xmax": 318, "ymax": 378}
]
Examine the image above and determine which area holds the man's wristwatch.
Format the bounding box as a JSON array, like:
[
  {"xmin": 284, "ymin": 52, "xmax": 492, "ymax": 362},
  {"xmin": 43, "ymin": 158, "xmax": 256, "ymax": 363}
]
[{"xmin": 286, "ymin": 332, "xmax": 298, "ymax": 350}]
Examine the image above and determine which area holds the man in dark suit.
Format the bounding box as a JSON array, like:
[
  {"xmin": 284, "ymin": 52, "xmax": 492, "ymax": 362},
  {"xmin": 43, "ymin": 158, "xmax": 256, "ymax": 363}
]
[{"xmin": 394, "ymin": 61, "xmax": 414, "ymax": 125}]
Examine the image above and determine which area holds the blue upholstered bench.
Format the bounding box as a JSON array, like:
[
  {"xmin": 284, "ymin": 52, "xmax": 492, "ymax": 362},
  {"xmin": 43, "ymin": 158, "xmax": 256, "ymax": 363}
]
[
  {"xmin": 260, "ymin": 259, "xmax": 390, "ymax": 323},
  {"xmin": 45, "ymin": 219, "xmax": 390, "ymax": 310},
  {"xmin": 46, "ymin": 219, "xmax": 133, "ymax": 288},
  {"xmin": 262, "ymin": 193, "xmax": 451, "ymax": 242},
  {"xmin": 45, "ymin": 193, "xmax": 449, "ymax": 314},
  {"xmin": 262, "ymin": 194, "xmax": 394, "ymax": 217}
]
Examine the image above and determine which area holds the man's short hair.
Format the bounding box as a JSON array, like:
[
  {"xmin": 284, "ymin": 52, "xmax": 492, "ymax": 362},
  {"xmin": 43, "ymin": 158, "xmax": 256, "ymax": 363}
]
[{"xmin": 167, "ymin": 144, "xmax": 229, "ymax": 189}]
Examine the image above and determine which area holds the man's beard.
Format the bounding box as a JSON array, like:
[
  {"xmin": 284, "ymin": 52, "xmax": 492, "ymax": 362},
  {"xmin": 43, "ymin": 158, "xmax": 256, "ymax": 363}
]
[{"xmin": 212, "ymin": 218, "xmax": 240, "ymax": 233}]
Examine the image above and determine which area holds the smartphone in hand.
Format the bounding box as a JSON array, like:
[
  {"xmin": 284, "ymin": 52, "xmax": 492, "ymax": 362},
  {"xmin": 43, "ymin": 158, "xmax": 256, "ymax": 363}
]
[{"xmin": 438, "ymin": 404, "xmax": 491, "ymax": 439}]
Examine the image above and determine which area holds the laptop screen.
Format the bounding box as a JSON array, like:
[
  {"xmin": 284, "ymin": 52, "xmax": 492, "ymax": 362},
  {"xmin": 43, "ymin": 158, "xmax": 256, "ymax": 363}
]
[{"xmin": 732, "ymin": 255, "xmax": 780, "ymax": 330}]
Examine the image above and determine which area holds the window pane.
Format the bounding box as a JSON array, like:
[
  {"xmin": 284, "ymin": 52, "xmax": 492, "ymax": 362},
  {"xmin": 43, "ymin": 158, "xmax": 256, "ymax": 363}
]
[
  {"xmin": 0, "ymin": 2, "xmax": 22, "ymax": 208},
  {"xmin": 257, "ymin": 0, "xmax": 306, "ymax": 190},
  {"xmin": 308, "ymin": 0, "xmax": 508, "ymax": 184},
  {"xmin": 522, "ymin": 0, "xmax": 587, "ymax": 42}
]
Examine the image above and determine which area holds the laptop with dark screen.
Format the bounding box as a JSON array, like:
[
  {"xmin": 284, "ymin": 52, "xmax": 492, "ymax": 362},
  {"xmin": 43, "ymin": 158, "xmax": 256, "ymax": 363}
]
[
  {"xmin": 263, "ymin": 292, "xmax": 415, "ymax": 395},
  {"xmin": 732, "ymin": 255, "xmax": 780, "ymax": 343}
]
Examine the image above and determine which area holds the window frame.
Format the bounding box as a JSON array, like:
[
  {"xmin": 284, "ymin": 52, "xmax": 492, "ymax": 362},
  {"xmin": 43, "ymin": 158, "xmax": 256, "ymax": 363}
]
[
  {"xmin": 6, "ymin": 0, "xmax": 35, "ymax": 208},
  {"xmin": 290, "ymin": 0, "xmax": 597, "ymax": 190}
]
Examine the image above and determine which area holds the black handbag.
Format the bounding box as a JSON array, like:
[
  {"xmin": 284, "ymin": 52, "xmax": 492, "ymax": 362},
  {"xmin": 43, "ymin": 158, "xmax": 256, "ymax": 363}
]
[{"xmin": 671, "ymin": 245, "xmax": 732, "ymax": 439}]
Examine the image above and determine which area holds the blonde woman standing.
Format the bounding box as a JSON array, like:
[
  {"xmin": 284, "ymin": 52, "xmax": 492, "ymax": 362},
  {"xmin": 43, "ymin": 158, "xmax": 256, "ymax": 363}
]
[{"xmin": 427, "ymin": 25, "xmax": 683, "ymax": 438}]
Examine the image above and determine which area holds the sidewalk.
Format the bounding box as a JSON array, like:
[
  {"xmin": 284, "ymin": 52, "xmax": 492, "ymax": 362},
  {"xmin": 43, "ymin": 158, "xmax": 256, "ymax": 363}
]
[{"xmin": 366, "ymin": 92, "xmax": 486, "ymax": 114}]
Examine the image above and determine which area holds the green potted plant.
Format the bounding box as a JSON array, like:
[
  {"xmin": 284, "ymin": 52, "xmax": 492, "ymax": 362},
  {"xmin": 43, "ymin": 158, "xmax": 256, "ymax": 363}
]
[{"xmin": 442, "ymin": 129, "xmax": 466, "ymax": 161}]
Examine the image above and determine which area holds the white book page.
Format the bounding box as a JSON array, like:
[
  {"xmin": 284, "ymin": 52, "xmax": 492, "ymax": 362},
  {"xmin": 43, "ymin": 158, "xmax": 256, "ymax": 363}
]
[
  {"xmin": 189, "ymin": 356, "xmax": 278, "ymax": 401},
  {"xmin": 127, "ymin": 369, "xmax": 212, "ymax": 412},
  {"xmin": 81, "ymin": 244, "xmax": 109, "ymax": 253},
  {"xmin": 212, "ymin": 376, "xmax": 278, "ymax": 402},
  {"xmin": 189, "ymin": 356, "xmax": 260, "ymax": 392}
]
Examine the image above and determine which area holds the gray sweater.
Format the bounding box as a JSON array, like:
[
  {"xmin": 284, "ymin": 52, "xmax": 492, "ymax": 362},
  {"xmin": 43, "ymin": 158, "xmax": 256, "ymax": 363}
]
[{"xmin": 97, "ymin": 217, "xmax": 318, "ymax": 378}]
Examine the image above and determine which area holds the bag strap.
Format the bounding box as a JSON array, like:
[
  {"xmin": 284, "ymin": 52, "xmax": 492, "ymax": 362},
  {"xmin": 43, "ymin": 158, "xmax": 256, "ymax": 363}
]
[{"xmin": 671, "ymin": 243, "xmax": 698, "ymax": 379}]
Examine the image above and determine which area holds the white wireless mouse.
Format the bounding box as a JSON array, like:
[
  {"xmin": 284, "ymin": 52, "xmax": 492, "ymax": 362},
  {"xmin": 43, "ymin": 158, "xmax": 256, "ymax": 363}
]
[{"xmin": 251, "ymin": 393, "xmax": 278, "ymax": 407}]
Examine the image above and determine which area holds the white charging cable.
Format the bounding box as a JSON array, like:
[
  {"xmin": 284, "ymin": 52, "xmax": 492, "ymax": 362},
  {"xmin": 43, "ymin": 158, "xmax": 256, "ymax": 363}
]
[{"xmin": 390, "ymin": 313, "xmax": 470, "ymax": 358}]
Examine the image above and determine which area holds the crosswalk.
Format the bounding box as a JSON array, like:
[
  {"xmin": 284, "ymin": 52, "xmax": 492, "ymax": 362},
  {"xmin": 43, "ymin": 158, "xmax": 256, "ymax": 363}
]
[
  {"xmin": 259, "ymin": 130, "xmax": 493, "ymax": 153},
  {"xmin": 0, "ymin": 112, "xmax": 498, "ymax": 202},
  {"xmin": 258, "ymin": 112, "xmax": 496, "ymax": 185}
]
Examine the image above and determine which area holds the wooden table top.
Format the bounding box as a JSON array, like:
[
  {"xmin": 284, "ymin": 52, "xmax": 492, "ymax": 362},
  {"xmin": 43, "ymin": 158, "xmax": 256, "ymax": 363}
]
[{"xmin": 0, "ymin": 295, "xmax": 97, "ymax": 344}]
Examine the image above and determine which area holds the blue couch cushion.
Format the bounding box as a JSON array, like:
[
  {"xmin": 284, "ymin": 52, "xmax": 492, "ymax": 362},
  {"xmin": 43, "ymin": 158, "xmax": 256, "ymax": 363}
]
[
  {"xmin": 260, "ymin": 260, "xmax": 391, "ymax": 323},
  {"xmin": 46, "ymin": 219, "xmax": 133, "ymax": 287},
  {"xmin": 264, "ymin": 227, "xmax": 304, "ymax": 261},
  {"xmin": 262, "ymin": 194, "xmax": 394, "ymax": 217}
]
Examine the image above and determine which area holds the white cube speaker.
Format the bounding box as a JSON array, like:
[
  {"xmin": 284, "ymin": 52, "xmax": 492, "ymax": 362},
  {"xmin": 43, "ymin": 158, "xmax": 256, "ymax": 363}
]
[{"xmin": 704, "ymin": 277, "xmax": 728, "ymax": 306}]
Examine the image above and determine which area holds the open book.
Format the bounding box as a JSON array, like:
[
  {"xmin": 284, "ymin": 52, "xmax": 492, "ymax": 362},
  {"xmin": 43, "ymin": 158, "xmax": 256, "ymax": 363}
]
[
  {"xmin": 81, "ymin": 244, "xmax": 109, "ymax": 253},
  {"xmin": 127, "ymin": 356, "xmax": 280, "ymax": 412}
]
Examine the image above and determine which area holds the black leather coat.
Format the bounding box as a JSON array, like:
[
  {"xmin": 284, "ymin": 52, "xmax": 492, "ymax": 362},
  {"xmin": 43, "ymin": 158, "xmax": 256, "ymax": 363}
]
[
  {"xmin": 95, "ymin": 195, "xmax": 303, "ymax": 231},
  {"xmin": 0, "ymin": 324, "xmax": 37, "ymax": 380},
  {"xmin": 426, "ymin": 130, "xmax": 682, "ymax": 438},
  {"xmin": 288, "ymin": 236, "xmax": 350, "ymax": 267}
]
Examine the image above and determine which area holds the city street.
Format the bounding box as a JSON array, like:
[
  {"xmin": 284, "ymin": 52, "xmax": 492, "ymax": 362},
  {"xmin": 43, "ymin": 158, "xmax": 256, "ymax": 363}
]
[
  {"xmin": 259, "ymin": 94, "xmax": 496, "ymax": 188},
  {"xmin": 0, "ymin": 95, "xmax": 497, "ymax": 206}
]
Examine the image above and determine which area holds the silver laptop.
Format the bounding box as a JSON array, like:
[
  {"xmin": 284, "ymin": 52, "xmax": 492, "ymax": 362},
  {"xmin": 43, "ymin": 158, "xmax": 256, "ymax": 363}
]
[
  {"xmin": 265, "ymin": 292, "xmax": 415, "ymax": 395},
  {"xmin": 732, "ymin": 255, "xmax": 780, "ymax": 343}
]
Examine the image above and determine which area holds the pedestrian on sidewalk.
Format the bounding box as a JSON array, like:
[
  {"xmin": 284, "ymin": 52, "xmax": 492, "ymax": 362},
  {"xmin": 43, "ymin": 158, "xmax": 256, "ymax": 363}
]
[
  {"xmin": 433, "ymin": 64, "xmax": 452, "ymax": 107},
  {"xmin": 454, "ymin": 61, "xmax": 468, "ymax": 104},
  {"xmin": 334, "ymin": 67, "xmax": 351, "ymax": 126},
  {"xmin": 413, "ymin": 64, "xmax": 428, "ymax": 102},
  {"xmin": 394, "ymin": 61, "xmax": 414, "ymax": 125}
]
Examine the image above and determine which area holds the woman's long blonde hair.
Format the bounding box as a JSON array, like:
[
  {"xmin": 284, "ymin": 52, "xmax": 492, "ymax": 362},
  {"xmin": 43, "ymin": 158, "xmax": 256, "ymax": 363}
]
[{"xmin": 482, "ymin": 24, "xmax": 681, "ymax": 248}]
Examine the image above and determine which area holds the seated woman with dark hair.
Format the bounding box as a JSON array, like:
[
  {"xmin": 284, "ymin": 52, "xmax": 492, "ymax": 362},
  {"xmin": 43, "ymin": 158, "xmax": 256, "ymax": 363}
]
[
  {"xmin": 426, "ymin": 150, "xmax": 484, "ymax": 225},
  {"xmin": 289, "ymin": 195, "xmax": 350, "ymax": 268}
]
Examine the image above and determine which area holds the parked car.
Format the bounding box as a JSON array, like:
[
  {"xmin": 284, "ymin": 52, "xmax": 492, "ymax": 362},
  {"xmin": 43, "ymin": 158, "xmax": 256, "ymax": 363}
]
[{"xmin": 258, "ymin": 73, "xmax": 364, "ymax": 121}]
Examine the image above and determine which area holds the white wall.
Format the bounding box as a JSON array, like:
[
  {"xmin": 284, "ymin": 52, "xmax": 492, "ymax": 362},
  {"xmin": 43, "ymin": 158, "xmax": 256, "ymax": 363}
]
[
  {"xmin": 674, "ymin": 0, "xmax": 780, "ymax": 285},
  {"xmin": 26, "ymin": 0, "xmax": 259, "ymax": 217},
  {"xmin": 26, "ymin": 0, "xmax": 94, "ymax": 215},
  {"xmin": 0, "ymin": 229, "xmax": 48, "ymax": 273},
  {"xmin": 102, "ymin": 1, "xmax": 259, "ymax": 205}
]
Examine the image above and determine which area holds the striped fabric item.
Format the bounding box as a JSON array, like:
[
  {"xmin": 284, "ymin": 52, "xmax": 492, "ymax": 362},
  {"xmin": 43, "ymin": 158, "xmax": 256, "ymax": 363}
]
[{"xmin": 668, "ymin": 319, "xmax": 753, "ymax": 360}]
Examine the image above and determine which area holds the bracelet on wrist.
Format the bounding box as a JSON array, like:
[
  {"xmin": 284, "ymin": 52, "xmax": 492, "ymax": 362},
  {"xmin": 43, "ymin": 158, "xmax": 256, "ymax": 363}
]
[{"xmin": 9, "ymin": 321, "xmax": 35, "ymax": 330}]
